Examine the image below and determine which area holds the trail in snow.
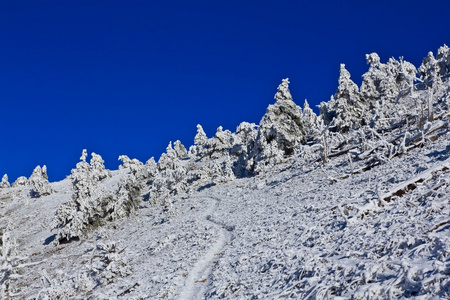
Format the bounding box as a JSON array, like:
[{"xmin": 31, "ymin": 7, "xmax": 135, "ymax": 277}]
[{"xmin": 178, "ymin": 196, "xmax": 232, "ymax": 300}]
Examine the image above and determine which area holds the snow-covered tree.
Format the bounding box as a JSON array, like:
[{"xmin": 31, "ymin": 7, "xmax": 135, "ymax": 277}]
[
  {"xmin": 158, "ymin": 142, "xmax": 178, "ymax": 171},
  {"xmin": 11, "ymin": 177, "xmax": 27, "ymax": 188},
  {"xmin": 436, "ymin": 44, "xmax": 450, "ymax": 77},
  {"xmin": 251, "ymin": 78, "xmax": 305, "ymax": 173},
  {"xmin": 148, "ymin": 142, "xmax": 191, "ymax": 204},
  {"xmin": 0, "ymin": 175, "xmax": 10, "ymax": 189},
  {"xmin": 194, "ymin": 124, "xmax": 208, "ymax": 146},
  {"xmin": 359, "ymin": 53, "xmax": 418, "ymax": 129},
  {"xmin": 29, "ymin": 165, "xmax": 53, "ymax": 198},
  {"xmin": 90, "ymin": 152, "xmax": 110, "ymax": 181},
  {"xmin": 397, "ymin": 56, "xmax": 417, "ymax": 95},
  {"xmin": 173, "ymin": 140, "xmax": 188, "ymax": 159},
  {"xmin": 118, "ymin": 156, "xmax": 151, "ymax": 181},
  {"xmin": 145, "ymin": 157, "xmax": 159, "ymax": 178},
  {"xmin": 210, "ymin": 154, "xmax": 235, "ymax": 185},
  {"xmin": 301, "ymin": 99, "xmax": 322, "ymax": 140},
  {"xmin": 331, "ymin": 64, "xmax": 367, "ymax": 132},
  {"xmin": 206, "ymin": 126, "xmax": 233, "ymax": 159},
  {"xmin": 419, "ymin": 51, "xmax": 443, "ymax": 122},
  {"xmin": 53, "ymin": 150, "xmax": 140, "ymax": 243}
]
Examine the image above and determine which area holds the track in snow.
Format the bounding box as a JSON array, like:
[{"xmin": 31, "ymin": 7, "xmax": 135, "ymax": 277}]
[{"xmin": 178, "ymin": 196, "xmax": 232, "ymax": 300}]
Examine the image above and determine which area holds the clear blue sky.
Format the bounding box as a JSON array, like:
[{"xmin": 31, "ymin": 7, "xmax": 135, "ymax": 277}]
[{"xmin": 1, "ymin": 0, "xmax": 449, "ymax": 181}]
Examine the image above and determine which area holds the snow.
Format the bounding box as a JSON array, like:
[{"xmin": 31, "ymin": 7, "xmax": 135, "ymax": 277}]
[{"xmin": 1, "ymin": 45, "xmax": 450, "ymax": 299}]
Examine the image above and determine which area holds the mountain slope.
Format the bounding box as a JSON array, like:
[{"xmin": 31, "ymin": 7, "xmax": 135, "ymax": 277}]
[{"xmin": 1, "ymin": 46, "xmax": 450, "ymax": 299}]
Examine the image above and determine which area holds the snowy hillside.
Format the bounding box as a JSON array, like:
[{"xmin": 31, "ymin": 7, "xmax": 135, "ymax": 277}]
[{"xmin": 1, "ymin": 45, "xmax": 450, "ymax": 299}]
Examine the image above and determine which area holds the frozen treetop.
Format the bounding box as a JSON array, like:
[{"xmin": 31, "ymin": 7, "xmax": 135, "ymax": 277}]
[
  {"xmin": 366, "ymin": 52, "xmax": 381, "ymax": 67},
  {"xmin": 194, "ymin": 124, "xmax": 208, "ymax": 146},
  {"xmin": 336, "ymin": 64, "xmax": 359, "ymax": 99},
  {"xmin": 80, "ymin": 149, "xmax": 88, "ymax": 162},
  {"xmin": 274, "ymin": 78, "xmax": 292, "ymax": 102}
]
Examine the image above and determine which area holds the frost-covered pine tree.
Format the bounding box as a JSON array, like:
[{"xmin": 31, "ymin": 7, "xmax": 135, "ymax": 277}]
[
  {"xmin": 29, "ymin": 165, "xmax": 53, "ymax": 198},
  {"xmin": 251, "ymin": 78, "xmax": 305, "ymax": 173},
  {"xmin": 194, "ymin": 124, "xmax": 208, "ymax": 146},
  {"xmin": 90, "ymin": 152, "xmax": 110, "ymax": 181},
  {"xmin": 191, "ymin": 124, "xmax": 209, "ymax": 156},
  {"xmin": 54, "ymin": 150, "xmax": 140, "ymax": 243},
  {"xmin": 104, "ymin": 174, "xmax": 142, "ymax": 221},
  {"xmin": 301, "ymin": 99, "xmax": 322, "ymax": 140},
  {"xmin": 145, "ymin": 157, "xmax": 159, "ymax": 178},
  {"xmin": 360, "ymin": 53, "xmax": 416, "ymax": 129},
  {"xmin": 331, "ymin": 64, "xmax": 366, "ymax": 132},
  {"xmin": 419, "ymin": 51, "xmax": 444, "ymax": 122},
  {"xmin": 158, "ymin": 142, "xmax": 178, "ymax": 171},
  {"xmin": 208, "ymin": 126, "xmax": 233, "ymax": 159},
  {"xmin": 148, "ymin": 142, "xmax": 190, "ymax": 203},
  {"xmin": 360, "ymin": 53, "xmax": 382, "ymax": 102},
  {"xmin": 11, "ymin": 176, "xmax": 27, "ymax": 188},
  {"xmin": 436, "ymin": 44, "xmax": 450, "ymax": 77},
  {"xmin": 0, "ymin": 175, "xmax": 10, "ymax": 189},
  {"xmin": 118, "ymin": 155, "xmax": 151, "ymax": 181},
  {"xmin": 210, "ymin": 153, "xmax": 235, "ymax": 185},
  {"xmin": 397, "ymin": 56, "xmax": 417, "ymax": 96},
  {"xmin": 173, "ymin": 140, "xmax": 188, "ymax": 159}
]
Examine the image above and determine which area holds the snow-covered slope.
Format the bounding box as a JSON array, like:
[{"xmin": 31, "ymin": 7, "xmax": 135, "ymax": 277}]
[{"xmin": 1, "ymin": 46, "xmax": 450, "ymax": 299}]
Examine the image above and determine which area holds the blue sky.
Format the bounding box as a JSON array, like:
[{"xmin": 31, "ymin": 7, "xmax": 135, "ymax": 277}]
[{"xmin": 1, "ymin": 0, "xmax": 449, "ymax": 182}]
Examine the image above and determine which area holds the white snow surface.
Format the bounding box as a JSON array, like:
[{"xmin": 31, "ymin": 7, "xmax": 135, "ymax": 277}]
[{"xmin": 1, "ymin": 125, "xmax": 449, "ymax": 299}]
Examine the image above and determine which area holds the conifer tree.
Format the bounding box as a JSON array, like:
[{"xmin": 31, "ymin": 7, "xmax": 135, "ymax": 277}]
[
  {"xmin": 332, "ymin": 64, "xmax": 366, "ymax": 131},
  {"xmin": 0, "ymin": 175, "xmax": 10, "ymax": 188},
  {"xmin": 29, "ymin": 165, "xmax": 53, "ymax": 198},
  {"xmin": 251, "ymin": 78, "xmax": 305, "ymax": 173}
]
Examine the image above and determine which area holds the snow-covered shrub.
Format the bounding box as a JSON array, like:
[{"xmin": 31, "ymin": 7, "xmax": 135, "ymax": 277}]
[
  {"xmin": 91, "ymin": 241, "xmax": 132, "ymax": 284},
  {"xmin": 37, "ymin": 241, "xmax": 131, "ymax": 298},
  {"xmin": 0, "ymin": 175, "xmax": 10, "ymax": 189},
  {"xmin": 53, "ymin": 150, "xmax": 141, "ymax": 243},
  {"xmin": 250, "ymin": 78, "xmax": 305, "ymax": 173},
  {"xmin": 11, "ymin": 176, "xmax": 27, "ymax": 188},
  {"xmin": 29, "ymin": 165, "xmax": 53, "ymax": 198}
]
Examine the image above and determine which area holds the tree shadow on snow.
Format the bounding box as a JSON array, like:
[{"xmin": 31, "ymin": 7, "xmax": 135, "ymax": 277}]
[{"xmin": 43, "ymin": 234, "xmax": 56, "ymax": 245}]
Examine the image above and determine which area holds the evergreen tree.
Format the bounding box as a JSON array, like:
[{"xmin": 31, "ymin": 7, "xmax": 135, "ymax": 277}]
[
  {"xmin": 251, "ymin": 78, "xmax": 305, "ymax": 173},
  {"xmin": 302, "ymin": 99, "xmax": 322, "ymax": 140},
  {"xmin": 332, "ymin": 64, "xmax": 366, "ymax": 131},
  {"xmin": 29, "ymin": 165, "xmax": 53, "ymax": 198},
  {"xmin": 0, "ymin": 175, "xmax": 10, "ymax": 189}
]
